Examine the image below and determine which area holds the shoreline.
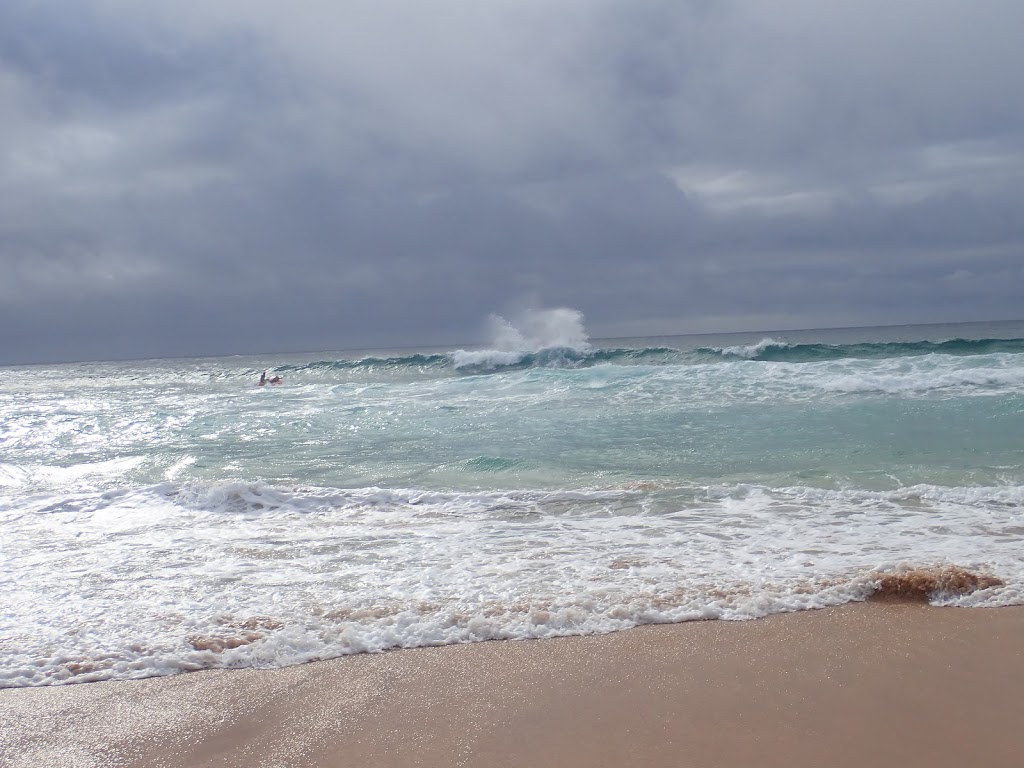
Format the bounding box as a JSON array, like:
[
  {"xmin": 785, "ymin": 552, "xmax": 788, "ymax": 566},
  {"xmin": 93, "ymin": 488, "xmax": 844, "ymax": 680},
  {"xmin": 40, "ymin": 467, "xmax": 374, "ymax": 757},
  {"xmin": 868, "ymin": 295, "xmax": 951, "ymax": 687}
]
[{"xmin": 3, "ymin": 601, "xmax": 1023, "ymax": 767}]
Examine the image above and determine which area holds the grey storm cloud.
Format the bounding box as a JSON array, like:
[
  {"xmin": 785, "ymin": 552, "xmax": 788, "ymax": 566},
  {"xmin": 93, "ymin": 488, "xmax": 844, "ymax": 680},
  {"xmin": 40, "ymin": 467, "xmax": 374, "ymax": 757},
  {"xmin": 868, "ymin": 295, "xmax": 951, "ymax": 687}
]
[{"xmin": 1, "ymin": 0, "xmax": 1022, "ymax": 363}]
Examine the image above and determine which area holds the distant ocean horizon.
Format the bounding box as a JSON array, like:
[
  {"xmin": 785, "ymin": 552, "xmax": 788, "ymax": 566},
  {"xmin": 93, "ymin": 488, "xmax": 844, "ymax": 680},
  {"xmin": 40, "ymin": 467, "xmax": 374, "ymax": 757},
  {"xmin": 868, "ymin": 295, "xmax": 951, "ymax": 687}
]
[{"xmin": 2, "ymin": 313, "xmax": 1023, "ymax": 687}]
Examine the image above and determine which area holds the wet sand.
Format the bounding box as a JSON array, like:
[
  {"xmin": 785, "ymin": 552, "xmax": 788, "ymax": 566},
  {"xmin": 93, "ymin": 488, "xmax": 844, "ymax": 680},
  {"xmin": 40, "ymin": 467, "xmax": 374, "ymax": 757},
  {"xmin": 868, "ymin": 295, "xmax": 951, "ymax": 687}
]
[{"xmin": 2, "ymin": 601, "xmax": 1023, "ymax": 768}]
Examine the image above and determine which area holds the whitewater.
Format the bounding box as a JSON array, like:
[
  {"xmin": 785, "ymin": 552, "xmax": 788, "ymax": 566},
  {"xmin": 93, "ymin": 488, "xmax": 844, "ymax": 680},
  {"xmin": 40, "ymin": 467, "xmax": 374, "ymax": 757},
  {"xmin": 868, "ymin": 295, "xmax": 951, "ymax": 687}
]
[{"xmin": 2, "ymin": 312, "xmax": 1023, "ymax": 687}]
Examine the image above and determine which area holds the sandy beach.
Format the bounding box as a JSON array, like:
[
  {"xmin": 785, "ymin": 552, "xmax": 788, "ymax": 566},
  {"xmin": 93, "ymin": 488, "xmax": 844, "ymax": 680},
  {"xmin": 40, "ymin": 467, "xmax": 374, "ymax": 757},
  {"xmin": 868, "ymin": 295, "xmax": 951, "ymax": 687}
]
[{"xmin": 2, "ymin": 600, "xmax": 1023, "ymax": 768}]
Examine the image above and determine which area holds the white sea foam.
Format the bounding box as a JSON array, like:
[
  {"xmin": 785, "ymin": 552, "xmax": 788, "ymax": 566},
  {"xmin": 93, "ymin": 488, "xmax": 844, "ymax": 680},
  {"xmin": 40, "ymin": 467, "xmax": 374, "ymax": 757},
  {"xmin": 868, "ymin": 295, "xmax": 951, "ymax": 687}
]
[
  {"xmin": 717, "ymin": 337, "xmax": 790, "ymax": 358},
  {"xmin": 820, "ymin": 364, "xmax": 1024, "ymax": 395},
  {"xmin": 0, "ymin": 463, "xmax": 29, "ymax": 488},
  {"xmin": 2, "ymin": 479, "xmax": 1022, "ymax": 687},
  {"xmin": 703, "ymin": 352, "xmax": 1024, "ymax": 402},
  {"xmin": 451, "ymin": 349, "xmax": 531, "ymax": 369}
]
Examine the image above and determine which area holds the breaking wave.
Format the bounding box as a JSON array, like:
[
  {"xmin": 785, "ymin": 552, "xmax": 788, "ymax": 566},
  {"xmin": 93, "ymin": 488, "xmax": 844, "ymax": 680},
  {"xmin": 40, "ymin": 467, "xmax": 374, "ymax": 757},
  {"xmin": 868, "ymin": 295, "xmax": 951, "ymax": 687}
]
[
  {"xmin": 703, "ymin": 336, "xmax": 1024, "ymax": 363},
  {"xmin": 270, "ymin": 336, "xmax": 1024, "ymax": 377},
  {"xmin": 267, "ymin": 310, "xmax": 1024, "ymax": 377}
]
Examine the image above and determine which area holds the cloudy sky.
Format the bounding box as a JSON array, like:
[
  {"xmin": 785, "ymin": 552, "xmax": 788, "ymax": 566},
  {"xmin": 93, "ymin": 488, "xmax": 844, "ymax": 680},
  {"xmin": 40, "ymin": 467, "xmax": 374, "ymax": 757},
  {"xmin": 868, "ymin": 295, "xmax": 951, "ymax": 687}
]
[{"xmin": 1, "ymin": 0, "xmax": 1022, "ymax": 364}]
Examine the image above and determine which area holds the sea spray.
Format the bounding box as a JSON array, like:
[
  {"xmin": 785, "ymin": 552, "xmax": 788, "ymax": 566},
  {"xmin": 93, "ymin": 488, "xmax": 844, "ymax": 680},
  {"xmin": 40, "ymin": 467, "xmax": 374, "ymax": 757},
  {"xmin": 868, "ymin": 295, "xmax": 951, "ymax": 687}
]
[{"xmin": 452, "ymin": 306, "xmax": 592, "ymax": 369}]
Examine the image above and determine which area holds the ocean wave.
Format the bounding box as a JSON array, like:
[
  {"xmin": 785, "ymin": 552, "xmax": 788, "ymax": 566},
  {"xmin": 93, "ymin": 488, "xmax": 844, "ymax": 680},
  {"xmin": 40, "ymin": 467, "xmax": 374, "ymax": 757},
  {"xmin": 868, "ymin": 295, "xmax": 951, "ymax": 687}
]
[
  {"xmin": 700, "ymin": 336, "xmax": 1024, "ymax": 363},
  {"xmin": 269, "ymin": 346, "xmax": 682, "ymax": 375},
  {"xmin": 274, "ymin": 353, "xmax": 450, "ymax": 374},
  {"xmin": 2, "ymin": 560, "xmax": 1013, "ymax": 688},
  {"xmin": 448, "ymin": 344, "xmax": 686, "ymax": 372},
  {"xmin": 260, "ymin": 337, "xmax": 1024, "ymax": 378},
  {"xmin": 5, "ymin": 477, "xmax": 1024, "ymax": 687},
  {"xmin": 819, "ymin": 366, "xmax": 1024, "ymax": 395}
]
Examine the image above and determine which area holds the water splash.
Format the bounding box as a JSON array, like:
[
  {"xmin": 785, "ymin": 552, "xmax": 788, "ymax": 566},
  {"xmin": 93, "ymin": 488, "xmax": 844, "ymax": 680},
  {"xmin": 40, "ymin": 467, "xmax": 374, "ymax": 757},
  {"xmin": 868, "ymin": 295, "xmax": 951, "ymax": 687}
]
[
  {"xmin": 452, "ymin": 307, "xmax": 592, "ymax": 370},
  {"xmin": 486, "ymin": 307, "xmax": 591, "ymax": 352}
]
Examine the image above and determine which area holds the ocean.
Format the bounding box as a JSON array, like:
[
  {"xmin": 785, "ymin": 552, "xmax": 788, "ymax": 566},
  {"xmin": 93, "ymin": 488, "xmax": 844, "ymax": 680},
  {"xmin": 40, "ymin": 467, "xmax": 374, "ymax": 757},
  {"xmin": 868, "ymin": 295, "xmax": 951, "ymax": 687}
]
[{"xmin": 2, "ymin": 313, "xmax": 1023, "ymax": 687}]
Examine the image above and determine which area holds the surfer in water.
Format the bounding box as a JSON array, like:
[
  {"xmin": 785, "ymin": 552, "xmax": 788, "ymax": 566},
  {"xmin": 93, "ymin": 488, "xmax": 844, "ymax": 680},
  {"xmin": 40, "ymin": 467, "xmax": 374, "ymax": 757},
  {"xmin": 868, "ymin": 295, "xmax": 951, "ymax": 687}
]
[{"xmin": 258, "ymin": 370, "xmax": 283, "ymax": 386}]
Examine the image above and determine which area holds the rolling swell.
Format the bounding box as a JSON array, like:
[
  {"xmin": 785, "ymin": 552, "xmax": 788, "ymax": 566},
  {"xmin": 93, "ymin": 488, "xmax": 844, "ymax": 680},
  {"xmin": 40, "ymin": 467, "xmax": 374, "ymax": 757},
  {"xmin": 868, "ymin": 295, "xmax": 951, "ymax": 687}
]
[
  {"xmin": 275, "ymin": 347, "xmax": 684, "ymax": 375},
  {"xmin": 273, "ymin": 337, "xmax": 1024, "ymax": 377},
  {"xmin": 275, "ymin": 353, "xmax": 450, "ymax": 374},
  {"xmin": 451, "ymin": 345, "xmax": 681, "ymax": 372},
  {"xmin": 701, "ymin": 336, "xmax": 1024, "ymax": 363}
]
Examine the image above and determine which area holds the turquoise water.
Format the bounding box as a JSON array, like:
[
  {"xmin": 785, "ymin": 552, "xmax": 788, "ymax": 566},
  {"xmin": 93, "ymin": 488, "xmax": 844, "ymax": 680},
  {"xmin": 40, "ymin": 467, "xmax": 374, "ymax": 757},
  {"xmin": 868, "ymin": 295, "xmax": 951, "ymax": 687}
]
[{"xmin": 2, "ymin": 315, "xmax": 1023, "ymax": 686}]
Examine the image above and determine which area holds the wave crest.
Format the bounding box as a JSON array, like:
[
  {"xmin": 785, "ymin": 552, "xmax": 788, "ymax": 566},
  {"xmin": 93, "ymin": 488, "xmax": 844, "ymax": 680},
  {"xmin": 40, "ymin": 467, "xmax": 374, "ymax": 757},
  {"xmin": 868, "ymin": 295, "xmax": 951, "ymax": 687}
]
[{"xmin": 702, "ymin": 336, "xmax": 1024, "ymax": 363}]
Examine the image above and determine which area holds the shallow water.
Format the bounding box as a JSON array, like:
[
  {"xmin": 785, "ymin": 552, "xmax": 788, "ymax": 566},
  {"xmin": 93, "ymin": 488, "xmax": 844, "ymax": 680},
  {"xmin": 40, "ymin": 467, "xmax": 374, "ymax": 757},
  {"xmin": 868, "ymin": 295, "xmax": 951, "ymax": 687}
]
[{"xmin": 2, "ymin": 316, "xmax": 1023, "ymax": 686}]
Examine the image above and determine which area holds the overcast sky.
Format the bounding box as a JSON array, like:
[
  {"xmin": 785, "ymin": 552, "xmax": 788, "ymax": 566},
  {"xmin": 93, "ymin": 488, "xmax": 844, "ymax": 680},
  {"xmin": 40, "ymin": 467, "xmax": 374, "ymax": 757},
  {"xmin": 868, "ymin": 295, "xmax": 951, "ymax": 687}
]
[{"xmin": 2, "ymin": 0, "xmax": 1022, "ymax": 363}]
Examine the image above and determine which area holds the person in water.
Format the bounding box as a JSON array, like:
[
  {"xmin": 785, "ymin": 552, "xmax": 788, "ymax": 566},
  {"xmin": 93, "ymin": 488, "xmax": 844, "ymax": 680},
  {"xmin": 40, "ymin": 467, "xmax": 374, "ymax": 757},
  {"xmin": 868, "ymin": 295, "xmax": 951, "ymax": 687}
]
[{"xmin": 258, "ymin": 370, "xmax": 283, "ymax": 386}]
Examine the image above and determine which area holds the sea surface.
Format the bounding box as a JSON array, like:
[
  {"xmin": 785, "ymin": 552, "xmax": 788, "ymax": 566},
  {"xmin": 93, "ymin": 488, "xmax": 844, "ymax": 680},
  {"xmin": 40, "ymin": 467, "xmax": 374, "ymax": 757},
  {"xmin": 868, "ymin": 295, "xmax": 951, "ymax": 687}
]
[{"xmin": 2, "ymin": 313, "xmax": 1023, "ymax": 687}]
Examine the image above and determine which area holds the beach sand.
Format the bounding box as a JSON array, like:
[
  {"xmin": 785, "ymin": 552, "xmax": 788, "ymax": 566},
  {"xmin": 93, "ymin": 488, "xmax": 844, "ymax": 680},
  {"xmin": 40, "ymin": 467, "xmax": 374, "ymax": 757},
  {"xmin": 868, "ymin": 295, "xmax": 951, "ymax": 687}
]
[{"xmin": 2, "ymin": 601, "xmax": 1023, "ymax": 768}]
